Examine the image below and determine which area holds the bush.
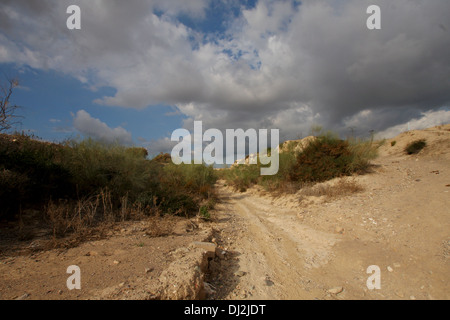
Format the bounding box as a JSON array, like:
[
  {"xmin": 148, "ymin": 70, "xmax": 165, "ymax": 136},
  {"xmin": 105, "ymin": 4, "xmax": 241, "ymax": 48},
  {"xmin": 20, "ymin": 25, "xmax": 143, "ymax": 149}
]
[
  {"xmin": 289, "ymin": 133, "xmax": 354, "ymax": 183},
  {"xmin": 0, "ymin": 134, "xmax": 218, "ymax": 226},
  {"xmin": 199, "ymin": 205, "xmax": 211, "ymax": 220},
  {"xmin": 219, "ymin": 132, "xmax": 379, "ymax": 192},
  {"xmin": 405, "ymin": 139, "xmax": 426, "ymax": 155},
  {"xmin": 61, "ymin": 139, "xmax": 152, "ymax": 204},
  {"xmin": 0, "ymin": 133, "xmax": 72, "ymax": 218},
  {"xmin": 158, "ymin": 163, "xmax": 217, "ymax": 215}
]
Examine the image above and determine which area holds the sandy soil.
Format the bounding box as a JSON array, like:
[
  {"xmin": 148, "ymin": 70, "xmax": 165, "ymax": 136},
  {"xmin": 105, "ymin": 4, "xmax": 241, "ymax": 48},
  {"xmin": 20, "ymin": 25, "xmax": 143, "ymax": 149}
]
[
  {"xmin": 0, "ymin": 217, "xmax": 214, "ymax": 300},
  {"xmin": 206, "ymin": 125, "xmax": 449, "ymax": 300},
  {"xmin": 0, "ymin": 124, "xmax": 448, "ymax": 300}
]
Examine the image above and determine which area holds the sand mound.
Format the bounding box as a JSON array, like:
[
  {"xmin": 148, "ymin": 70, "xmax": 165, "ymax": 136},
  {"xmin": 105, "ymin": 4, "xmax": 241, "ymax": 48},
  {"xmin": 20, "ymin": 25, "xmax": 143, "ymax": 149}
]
[{"xmin": 378, "ymin": 124, "xmax": 450, "ymax": 159}]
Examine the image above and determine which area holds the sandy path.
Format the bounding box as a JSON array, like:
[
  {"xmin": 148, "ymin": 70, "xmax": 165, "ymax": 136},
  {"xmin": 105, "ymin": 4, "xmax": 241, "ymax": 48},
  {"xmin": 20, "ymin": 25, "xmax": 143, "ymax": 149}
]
[{"xmin": 208, "ymin": 131, "xmax": 450, "ymax": 300}]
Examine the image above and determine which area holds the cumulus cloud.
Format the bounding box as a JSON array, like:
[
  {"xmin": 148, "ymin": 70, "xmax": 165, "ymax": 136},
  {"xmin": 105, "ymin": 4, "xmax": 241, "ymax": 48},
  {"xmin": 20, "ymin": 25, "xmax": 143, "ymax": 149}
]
[
  {"xmin": 73, "ymin": 110, "xmax": 132, "ymax": 145},
  {"xmin": 375, "ymin": 109, "xmax": 450, "ymax": 139},
  {"xmin": 1, "ymin": 0, "xmax": 449, "ymax": 145}
]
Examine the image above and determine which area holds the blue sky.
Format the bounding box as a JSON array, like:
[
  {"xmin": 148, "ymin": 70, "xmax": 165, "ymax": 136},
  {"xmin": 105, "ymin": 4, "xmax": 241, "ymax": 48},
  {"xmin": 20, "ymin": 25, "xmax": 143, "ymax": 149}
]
[
  {"xmin": 4, "ymin": 63, "xmax": 187, "ymax": 148},
  {"xmin": 1, "ymin": 0, "xmax": 449, "ymax": 157}
]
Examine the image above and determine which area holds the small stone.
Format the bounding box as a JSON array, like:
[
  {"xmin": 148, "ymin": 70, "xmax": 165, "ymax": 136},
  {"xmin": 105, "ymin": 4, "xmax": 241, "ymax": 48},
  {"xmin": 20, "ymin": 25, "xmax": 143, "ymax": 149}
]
[
  {"xmin": 265, "ymin": 279, "xmax": 274, "ymax": 286},
  {"xmin": 145, "ymin": 267, "xmax": 154, "ymax": 274},
  {"xmin": 15, "ymin": 293, "xmax": 29, "ymax": 300},
  {"xmin": 235, "ymin": 271, "xmax": 246, "ymax": 277},
  {"xmin": 215, "ymin": 248, "xmax": 227, "ymax": 260},
  {"xmin": 393, "ymin": 263, "xmax": 401, "ymax": 268},
  {"xmin": 204, "ymin": 282, "xmax": 216, "ymax": 296},
  {"xmin": 193, "ymin": 241, "xmax": 217, "ymax": 253},
  {"xmin": 335, "ymin": 227, "xmax": 344, "ymax": 234},
  {"xmin": 387, "ymin": 266, "xmax": 394, "ymax": 272},
  {"xmin": 113, "ymin": 260, "xmax": 120, "ymax": 265},
  {"xmin": 328, "ymin": 286, "xmax": 344, "ymax": 294},
  {"xmin": 410, "ymin": 295, "xmax": 416, "ymax": 300}
]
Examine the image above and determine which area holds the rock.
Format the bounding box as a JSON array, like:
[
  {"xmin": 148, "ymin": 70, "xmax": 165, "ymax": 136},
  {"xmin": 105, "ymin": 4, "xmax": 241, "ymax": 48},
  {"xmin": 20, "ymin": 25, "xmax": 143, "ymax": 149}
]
[
  {"xmin": 15, "ymin": 293, "xmax": 29, "ymax": 300},
  {"xmin": 328, "ymin": 286, "xmax": 344, "ymax": 294},
  {"xmin": 113, "ymin": 260, "xmax": 120, "ymax": 265},
  {"xmin": 193, "ymin": 241, "xmax": 217, "ymax": 260},
  {"xmin": 215, "ymin": 248, "xmax": 227, "ymax": 260},
  {"xmin": 193, "ymin": 241, "xmax": 216, "ymax": 253},
  {"xmin": 235, "ymin": 271, "xmax": 247, "ymax": 277},
  {"xmin": 265, "ymin": 279, "xmax": 274, "ymax": 286},
  {"xmin": 145, "ymin": 267, "xmax": 154, "ymax": 274},
  {"xmin": 387, "ymin": 266, "xmax": 394, "ymax": 272},
  {"xmin": 203, "ymin": 282, "xmax": 216, "ymax": 296}
]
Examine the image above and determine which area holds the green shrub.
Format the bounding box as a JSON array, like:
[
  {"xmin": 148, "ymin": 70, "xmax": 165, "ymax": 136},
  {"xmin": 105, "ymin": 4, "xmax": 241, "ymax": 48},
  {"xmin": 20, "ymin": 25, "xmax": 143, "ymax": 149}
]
[
  {"xmin": 61, "ymin": 139, "xmax": 151, "ymax": 203},
  {"xmin": 405, "ymin": 139, "xmax": 427, "ymax": 155},
  {"xmin": 289, "ymin": 134, "xmax": 353, "ymax": 182},
  {"xmin": 0, "ymin": 133, "xmax": 72, "ymax": 218},
  {"xmin": 157, "ymin": 163, "xmax": 217, "ymax": 215},
  {"xmin": 219, "ymin": 132, "xmax": 379, "ymax": 191},
  {"xmin": 391, "ymin": 141, "xmax": 397, "ymax": 147},
  {"xmin": 0, "ymin": 134, "xmax": 218, "ymax": 223},
  {"xmin": 199, "ymin": 205, "xmax": 211, "ymax": 220}
]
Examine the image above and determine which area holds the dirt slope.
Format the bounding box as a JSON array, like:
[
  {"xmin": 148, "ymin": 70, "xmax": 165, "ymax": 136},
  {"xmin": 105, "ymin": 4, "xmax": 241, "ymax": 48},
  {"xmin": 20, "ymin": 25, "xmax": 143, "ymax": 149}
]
[{"xmin": 207, "ymin": 124, "xmax": 449, "ymax": 300}]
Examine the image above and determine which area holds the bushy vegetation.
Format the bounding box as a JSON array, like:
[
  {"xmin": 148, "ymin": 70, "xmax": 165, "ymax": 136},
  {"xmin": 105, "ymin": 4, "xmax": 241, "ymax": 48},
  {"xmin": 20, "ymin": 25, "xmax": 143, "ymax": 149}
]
[
  {"xmin": 405, "ymin": 139, "xmax": 427, "ymax": 155},
  {"xmin": 219, "ymin": 131, "xmax": 379, "ymax": 192},
  {"xmin": 0, "ymin": 134, "xmax": 217, "ymax": 239}
]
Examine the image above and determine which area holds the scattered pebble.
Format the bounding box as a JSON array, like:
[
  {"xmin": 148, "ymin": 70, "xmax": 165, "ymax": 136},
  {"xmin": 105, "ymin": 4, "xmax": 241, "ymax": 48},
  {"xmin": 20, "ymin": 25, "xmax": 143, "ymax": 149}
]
[{"xmin": 328, "ymin": 286, "xmax": 344, "ymax": 294}]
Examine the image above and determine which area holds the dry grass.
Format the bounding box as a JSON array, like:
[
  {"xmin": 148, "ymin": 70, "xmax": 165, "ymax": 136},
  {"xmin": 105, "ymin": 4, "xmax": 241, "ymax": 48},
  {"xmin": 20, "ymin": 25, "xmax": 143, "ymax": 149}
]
[
  {"xmin": 43, "ymin": 189, "xmax": 164, "ymax": 249},
  {"xmin": 297, "ymin": 178, "xmax": 364, "ymax": 203}
]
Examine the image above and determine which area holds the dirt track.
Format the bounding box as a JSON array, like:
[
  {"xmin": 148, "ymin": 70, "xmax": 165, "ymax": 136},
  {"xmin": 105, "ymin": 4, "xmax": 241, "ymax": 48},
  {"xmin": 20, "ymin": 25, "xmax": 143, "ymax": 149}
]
[{"xmin": 207, "ymin": 126, "xmax": 450, "ymax": 300}]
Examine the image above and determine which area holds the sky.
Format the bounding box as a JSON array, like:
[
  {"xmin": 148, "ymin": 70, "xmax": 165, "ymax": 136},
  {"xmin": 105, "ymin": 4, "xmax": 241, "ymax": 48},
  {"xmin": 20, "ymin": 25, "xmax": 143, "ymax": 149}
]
[{"xmin": 1, "ymin": 0, "xmax": 449, "ymax": 158}]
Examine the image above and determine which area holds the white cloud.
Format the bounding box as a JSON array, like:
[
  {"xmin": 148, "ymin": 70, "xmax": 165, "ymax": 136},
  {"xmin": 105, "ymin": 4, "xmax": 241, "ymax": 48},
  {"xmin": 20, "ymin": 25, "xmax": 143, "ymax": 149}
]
[
  {"xmin": 73, "ymin": 110, "xmax": 133, "ymax": 145},
  {"xmin": 1, "ymin": 0, "xmax": 450, "ymax": 142},
  {"xmin": 375, "ymin": 109, "xmax": 450, "ymax": 139}
]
